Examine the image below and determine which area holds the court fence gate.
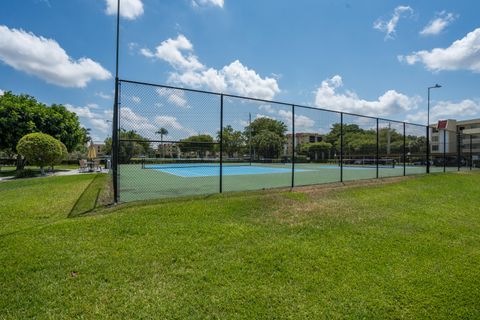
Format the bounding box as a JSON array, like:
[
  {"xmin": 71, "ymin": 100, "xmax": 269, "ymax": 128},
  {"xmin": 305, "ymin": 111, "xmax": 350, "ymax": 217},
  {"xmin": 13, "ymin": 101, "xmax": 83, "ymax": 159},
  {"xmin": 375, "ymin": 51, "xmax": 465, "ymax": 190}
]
[{"xmin": 111, "ymin": 79, "xmax": 479, "ymax": 202}]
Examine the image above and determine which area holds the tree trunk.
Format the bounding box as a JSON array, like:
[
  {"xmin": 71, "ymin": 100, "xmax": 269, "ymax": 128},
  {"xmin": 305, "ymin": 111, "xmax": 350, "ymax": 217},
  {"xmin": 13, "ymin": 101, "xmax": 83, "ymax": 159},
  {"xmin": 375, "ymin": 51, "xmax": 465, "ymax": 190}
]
[{"xmin": 16, "ymin": 155, "xmax": 25, "ymax": 171}]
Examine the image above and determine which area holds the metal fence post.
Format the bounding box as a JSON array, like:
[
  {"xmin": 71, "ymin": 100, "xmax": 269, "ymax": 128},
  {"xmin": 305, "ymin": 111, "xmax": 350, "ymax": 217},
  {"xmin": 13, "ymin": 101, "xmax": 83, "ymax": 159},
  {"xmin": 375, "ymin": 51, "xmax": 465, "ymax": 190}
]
[
  {"xmin": 443, "ymin": 130, "xmax": 446, "ymax": 173},
  {"xmin": 340, "ymin": 112, "xmax": 344, "ymax": 182},
  {"xmin": 291, "ymin": 105, "xmax": 295, "ymax": 188},
  {"xmin": 112, "ymin": 79, "xmax": 120, "ymax": 203},
  {"xmin": 376, "ymin": 118, "xmax": 379, "ymax": 179},
  {"xmin": 112, "ymin": 0, "xmax": 121, "ymax": 203},
  {"xmin": 403, "ymin": 122, "xmax": 406, "ymax": 176},
  {"xmin": 219, "ymin": 94, "xmax": 223, "ymax": 193}
]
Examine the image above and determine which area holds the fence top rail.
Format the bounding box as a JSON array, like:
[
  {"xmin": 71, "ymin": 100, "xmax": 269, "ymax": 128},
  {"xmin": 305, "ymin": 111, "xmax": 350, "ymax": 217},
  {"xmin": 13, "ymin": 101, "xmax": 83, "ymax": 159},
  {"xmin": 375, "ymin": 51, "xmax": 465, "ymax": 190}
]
[
  {"xmin": 119, "ymin": 139, "xmax": 221, "ymax": 144},
  {"xmin": 118, "ymin": 78, "xmax": 426, "ymax": 128}
]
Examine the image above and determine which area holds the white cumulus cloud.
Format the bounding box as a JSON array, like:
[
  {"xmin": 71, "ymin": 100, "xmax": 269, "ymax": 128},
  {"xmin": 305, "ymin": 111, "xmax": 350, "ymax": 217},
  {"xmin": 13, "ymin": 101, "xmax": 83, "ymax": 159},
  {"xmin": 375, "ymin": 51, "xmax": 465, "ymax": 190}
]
[
  {"xmin": 373, "ymin": 5, "xmax": 413, "ymax": 40},
  {"xmin": 192, "ymin": 0, "xmax": 224, "ymax": 8},
  {"xmin": 0, "ymin": 25, "xmax": 111, "ymax": 88},
  {"xmin": 141, "ymin": 34, "xmax": 280, "ymax": 100},
  {"xmin": 399, "ymin": 28, "xmax": 480, "ymax": 73},
  {"xmin": 156, "ymin": 88, "xmax": 190, "ymax": 108},
  {"xmin": 131, "ymin": 96, "xmax": 141, "ymax": 104},
  {"xmin": 155, "ymin": 116, "xmax": 184, "ymax": 131},
  {"xmin": 105, "ymin": 0, "xmax": 144, "ymax": 20},
  {"xmin": 253, "ymin": 105, "xmax": 315, "ymax": 132},
  {"xmin": 406, "ymin": 99, "xmax": 480, "ymax": 124},
  {"xmin": 141, "ymin": 35, "xmax": 203, "ymax": 71},
  {"xmin": 0, "ymin": 89, "xmax": 4, "ymax": 96},
  {"xmin": 314, "ymin": 75, "xmax": 419, "ymax": 117},
  {"xmin": 96, "ymin": 92, "xmax": 112, "ymax": 100},
  {"xmin": 66, "ymin": 104, "xmax": 111, "ymax": 133},
  {"xmin": 120, "ymin": 107, "xmax": 157, "ymax": 136},
  {"xmin": 120, "ymin": 107, "xmax": 196, "ymax": 139},
  {"xmin": 419, "ymin": 11, "xmax": 457, "ymax": 36},
  {"xmin": 277, "ymin": 109, "xmax": 315, "ymax": 131}
]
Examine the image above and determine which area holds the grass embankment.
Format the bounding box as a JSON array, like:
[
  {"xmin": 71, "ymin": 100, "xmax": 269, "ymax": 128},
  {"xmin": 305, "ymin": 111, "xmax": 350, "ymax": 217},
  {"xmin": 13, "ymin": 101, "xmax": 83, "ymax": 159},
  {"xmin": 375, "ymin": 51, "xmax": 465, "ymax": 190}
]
[{"xmin": 1, "ymin": 172, "xmax": 480, "ymax": 319}]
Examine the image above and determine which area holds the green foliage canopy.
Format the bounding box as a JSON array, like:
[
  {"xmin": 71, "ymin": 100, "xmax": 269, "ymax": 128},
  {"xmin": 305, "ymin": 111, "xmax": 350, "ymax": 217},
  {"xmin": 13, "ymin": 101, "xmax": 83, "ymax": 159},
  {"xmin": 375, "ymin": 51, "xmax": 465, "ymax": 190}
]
[
  {"xmin": 246, "ymin": 117, "xmax": 287, "ymax": 138},
  {"xmin": 178, "ymin": 134, "xmax": 215, "ymax": 158},
  {"xmin": 217, "ymin": 125, "xmax": 245, "ymax": 158},
  {"xmin": 0, "ymin": 92, "xmax": 88, "ymax": 156},
  {"xmin": 103, "ymin": 130, "xmax": 151, "ymax": 163},
  {"xmin": 245, "ymin": 117, "xmax": 287, "ymax": 159},
  {"xmin": 300, "ymin": 141, "xmax": 333, "ymax": 160},
  {"xmin": 251, "ymin": 131, "xmax": 285, "ymax": 159}
]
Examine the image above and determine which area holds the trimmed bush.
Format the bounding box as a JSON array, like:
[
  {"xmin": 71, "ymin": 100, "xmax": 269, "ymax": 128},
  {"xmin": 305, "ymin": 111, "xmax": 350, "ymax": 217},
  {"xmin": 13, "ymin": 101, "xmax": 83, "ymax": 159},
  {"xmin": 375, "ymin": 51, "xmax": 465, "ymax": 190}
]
[{"xmin": 16, "ymin": 133, "xmax": 67, "ymax": 175}]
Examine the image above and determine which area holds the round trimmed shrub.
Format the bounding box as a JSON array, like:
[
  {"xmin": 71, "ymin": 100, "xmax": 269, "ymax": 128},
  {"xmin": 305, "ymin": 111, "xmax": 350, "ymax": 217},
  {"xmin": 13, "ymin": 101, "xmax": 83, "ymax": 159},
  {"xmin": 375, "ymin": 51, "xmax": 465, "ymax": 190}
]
[{"xmin": 16, "ymin": 133, "xmax": 67, "ymax": 175}]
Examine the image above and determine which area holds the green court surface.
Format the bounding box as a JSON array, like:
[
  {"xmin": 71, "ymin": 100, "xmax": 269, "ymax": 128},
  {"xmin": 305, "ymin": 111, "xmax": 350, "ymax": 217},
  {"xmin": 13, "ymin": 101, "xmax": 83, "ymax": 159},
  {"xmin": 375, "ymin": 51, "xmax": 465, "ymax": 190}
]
[{"xmin": 118, "ymin": 163, "xmax": 465, "ymax": 202}]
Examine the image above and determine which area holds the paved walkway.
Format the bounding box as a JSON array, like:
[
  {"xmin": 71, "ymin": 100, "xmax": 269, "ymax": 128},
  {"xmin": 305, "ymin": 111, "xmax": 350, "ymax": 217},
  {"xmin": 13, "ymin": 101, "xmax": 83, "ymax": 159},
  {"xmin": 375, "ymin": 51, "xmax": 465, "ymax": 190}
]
[{"xmin": 0, "ymin": 168, "xmax": 109, "ymax": 182}]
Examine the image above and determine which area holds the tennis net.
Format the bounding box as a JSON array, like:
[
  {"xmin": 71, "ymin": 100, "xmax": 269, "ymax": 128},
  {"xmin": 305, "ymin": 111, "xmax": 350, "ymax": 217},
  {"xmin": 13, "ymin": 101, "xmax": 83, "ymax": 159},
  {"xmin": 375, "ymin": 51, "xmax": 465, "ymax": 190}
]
[
  {"xmin": 339, "ymin": 158, "xmax": 396, "ymax": 168},
  {"xmin": 140, "ymin": 158, "xmax": 289, "ymax": 169}
]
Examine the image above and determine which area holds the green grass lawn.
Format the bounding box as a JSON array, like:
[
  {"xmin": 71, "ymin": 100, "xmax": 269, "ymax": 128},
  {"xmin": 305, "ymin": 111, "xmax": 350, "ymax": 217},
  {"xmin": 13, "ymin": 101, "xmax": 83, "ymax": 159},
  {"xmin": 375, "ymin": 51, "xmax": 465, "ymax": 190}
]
[{"xmin": 1, "ymin": 172, "xmax": 480, "ymax": 319}]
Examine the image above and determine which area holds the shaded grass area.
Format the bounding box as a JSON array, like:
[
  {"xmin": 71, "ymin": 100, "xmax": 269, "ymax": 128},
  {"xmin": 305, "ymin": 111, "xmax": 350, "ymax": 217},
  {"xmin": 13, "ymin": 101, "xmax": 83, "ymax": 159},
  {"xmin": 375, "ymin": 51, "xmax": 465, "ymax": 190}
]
[
  {"xmin": 0, "ymin": 174, "xmax": 96, "ymax": 236},
  {"xmin": 69, "ymin": 173, "xmax": 113, "ymax": 217},
  {"xmin": 1, "ymin": 172, "xmax": 480, "ymax": 318}
]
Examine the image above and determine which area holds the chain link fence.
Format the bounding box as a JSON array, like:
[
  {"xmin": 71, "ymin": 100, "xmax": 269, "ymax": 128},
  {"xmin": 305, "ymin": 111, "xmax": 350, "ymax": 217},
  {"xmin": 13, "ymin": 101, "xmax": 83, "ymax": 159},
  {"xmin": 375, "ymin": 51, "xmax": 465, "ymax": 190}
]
[{"xmin": 112, "ymin": 80, "xmax": 479, "ymax": 202}]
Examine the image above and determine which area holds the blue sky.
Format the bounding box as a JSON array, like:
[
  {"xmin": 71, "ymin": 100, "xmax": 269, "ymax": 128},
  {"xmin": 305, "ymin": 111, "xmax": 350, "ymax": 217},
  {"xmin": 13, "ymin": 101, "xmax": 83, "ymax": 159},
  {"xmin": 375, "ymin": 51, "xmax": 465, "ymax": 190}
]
[{"xmin": 1, "ymin": 0, "xmax": 479, "ymax": 142}]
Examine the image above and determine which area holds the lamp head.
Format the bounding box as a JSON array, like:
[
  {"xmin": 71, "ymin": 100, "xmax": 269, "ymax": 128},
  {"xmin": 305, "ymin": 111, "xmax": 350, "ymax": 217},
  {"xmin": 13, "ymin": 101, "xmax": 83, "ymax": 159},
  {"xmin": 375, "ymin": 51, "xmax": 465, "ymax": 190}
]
[{"xmin": 435, "ymin": 84, "xmax": 442, "ymax": 88}]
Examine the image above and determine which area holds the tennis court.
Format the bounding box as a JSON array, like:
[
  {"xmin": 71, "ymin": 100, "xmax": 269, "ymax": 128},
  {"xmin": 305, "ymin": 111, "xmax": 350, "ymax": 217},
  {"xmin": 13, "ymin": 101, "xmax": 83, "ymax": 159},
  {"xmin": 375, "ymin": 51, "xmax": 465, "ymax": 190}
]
[
  {"xmin": 114, "ymin": 80, "xmax": 478, "ymax": 203},
  {"xmin": 119, "ymin": 162, "xmax": 430, "ymax": 202}
]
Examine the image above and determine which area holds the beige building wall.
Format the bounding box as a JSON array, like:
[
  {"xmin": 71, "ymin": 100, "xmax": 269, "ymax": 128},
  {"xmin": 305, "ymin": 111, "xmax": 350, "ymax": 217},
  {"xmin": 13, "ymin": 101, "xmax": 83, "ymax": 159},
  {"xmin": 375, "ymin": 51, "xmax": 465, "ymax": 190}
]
[
  {"xmin": 284, "ymin": 133, "xmax": 324, "ymax": 156},
  {"xmin": 430, "ymin": 118, "xmax": 480, "ymax": 155}
]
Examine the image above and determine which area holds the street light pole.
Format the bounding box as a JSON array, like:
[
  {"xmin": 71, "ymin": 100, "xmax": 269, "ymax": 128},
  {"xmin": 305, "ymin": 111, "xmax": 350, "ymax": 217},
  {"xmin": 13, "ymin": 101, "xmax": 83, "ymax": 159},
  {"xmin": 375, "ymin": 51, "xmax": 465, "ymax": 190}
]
[{"xmin": 426, "ymin": 84, "xmax": 441, "ymax": 174}]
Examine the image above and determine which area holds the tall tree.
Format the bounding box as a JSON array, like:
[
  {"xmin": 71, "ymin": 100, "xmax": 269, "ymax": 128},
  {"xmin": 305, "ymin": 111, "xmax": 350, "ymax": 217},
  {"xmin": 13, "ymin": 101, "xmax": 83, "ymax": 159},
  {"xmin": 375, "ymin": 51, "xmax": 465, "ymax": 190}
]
[
  {"xmin": 251, "ymin": 131, "xmax": 285, "ymax": 159},
  {"xmin": 217, "ymin": 125, "xmax": 245, "ymax": 158},
  {"xmin": 156, "ymin": 127, "xmax": 169, "ymax": 158},
  {"xmin": 178, "ymin": 134, "xmax": 215, "ymax": 158},
  {"xmin": 103, "ymin": 130, "xmax": 151, "ymax": 163},
  {"xmin": 246, "ymin": 117, "xmax": 287, "ymax": 138},
  {"xmin": 42, "ymin": 104, "xmax": 89, "ymax": 151},
  {"xmin": 0, "ymin": 92, "xmax": 88, "ymax": 169},
  {"xmin": 244, "ymin": 118, "xmax": 287, "ymax": 159},
  {"xmin": 300, "ymin": 141, "xmax": 333, "ymax": 160}
]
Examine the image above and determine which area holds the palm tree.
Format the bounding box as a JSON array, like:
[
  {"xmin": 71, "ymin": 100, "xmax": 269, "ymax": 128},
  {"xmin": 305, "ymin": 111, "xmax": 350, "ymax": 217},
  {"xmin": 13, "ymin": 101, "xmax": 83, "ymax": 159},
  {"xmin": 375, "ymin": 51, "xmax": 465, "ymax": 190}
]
[{"xmin": 155, "ymin": 128, "xmax": 169, "ymax": 158}]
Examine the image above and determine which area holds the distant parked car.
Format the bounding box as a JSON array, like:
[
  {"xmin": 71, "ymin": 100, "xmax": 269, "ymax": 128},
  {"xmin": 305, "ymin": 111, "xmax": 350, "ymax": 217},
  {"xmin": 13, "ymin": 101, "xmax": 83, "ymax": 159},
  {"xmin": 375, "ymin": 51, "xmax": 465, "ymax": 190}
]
[
  {"xmin": 412, "ymin": 160, "xmax": 431, "ymax": 166},
  {"xmin": 433, "ymin": 156, "xmax": 467, "ymax": 167}
]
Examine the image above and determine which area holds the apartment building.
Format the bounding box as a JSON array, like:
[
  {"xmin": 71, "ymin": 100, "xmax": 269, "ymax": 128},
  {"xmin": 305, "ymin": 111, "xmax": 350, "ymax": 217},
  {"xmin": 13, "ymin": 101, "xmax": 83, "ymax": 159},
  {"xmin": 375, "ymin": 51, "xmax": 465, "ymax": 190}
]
[
  {"xmin": 430, "ymin": 119, "xmax": 480, "ymax": 158},
  {"xmin": 91, "ymin": 143, "xmax": 105, "ymax": 156},
  {"xmin": 284, "ymin": 133, "xmax": 324, "ymax": 155},
  {"xmin": 157, "ymin": 143, "xmax": 180, "ymax": 158}
]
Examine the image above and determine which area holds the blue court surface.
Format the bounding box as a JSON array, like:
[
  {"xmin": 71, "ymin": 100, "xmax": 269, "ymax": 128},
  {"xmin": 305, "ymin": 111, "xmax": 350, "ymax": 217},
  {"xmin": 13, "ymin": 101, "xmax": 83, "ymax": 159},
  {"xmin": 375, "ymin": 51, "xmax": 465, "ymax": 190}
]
[{"xmin": 145, "ymin": 164, "xmax": 311, "ymax": 177}]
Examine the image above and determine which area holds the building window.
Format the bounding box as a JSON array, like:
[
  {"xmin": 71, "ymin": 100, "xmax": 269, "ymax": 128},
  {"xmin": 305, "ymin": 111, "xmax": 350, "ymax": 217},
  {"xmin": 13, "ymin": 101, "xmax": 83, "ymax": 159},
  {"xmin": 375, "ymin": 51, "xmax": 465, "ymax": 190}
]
[
  {"xmin": 432, "ymin": 145, "xmax": 439, "ymax": 151},
  {"xmin": 309, "ymin": 136, "xmax": 315, "ymax": 143}
]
